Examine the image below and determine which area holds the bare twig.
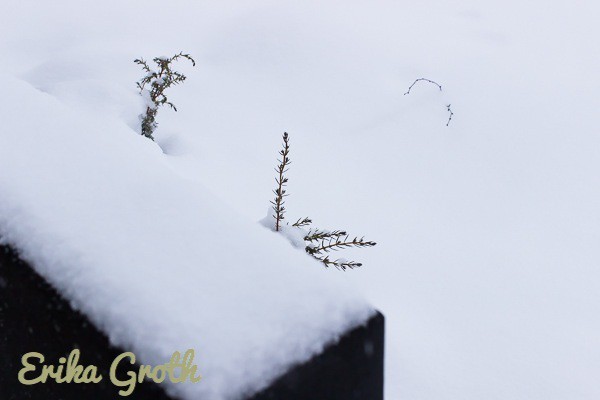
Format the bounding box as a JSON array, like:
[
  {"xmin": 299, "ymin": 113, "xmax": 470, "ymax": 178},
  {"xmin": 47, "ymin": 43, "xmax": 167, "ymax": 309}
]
[
  {"xmin": 404, "ymin": 78, "xmax": 442, "ymax": 96},
  {"xmin": 404, "ymin": 77, "xmax": 455, "ymax": 127},
  {"xmin": 446, "ymin": 104, "xmax": 454, "ymax": 126}
]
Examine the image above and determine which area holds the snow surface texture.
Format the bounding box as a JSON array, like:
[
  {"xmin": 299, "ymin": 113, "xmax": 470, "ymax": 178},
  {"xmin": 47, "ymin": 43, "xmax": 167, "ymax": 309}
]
[
  {"xmin": 0, "ymin": 77, "xmax": 374, "ymax": 399},
  {"xmin": 1, "ymin": 0, "xmax": 600, "ymax": 399}
]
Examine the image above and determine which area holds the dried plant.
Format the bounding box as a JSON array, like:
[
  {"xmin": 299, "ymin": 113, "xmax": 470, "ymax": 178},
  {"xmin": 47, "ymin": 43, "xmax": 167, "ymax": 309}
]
[
  {"xmin": 404, "ymin": 77, "xmax": 454, "ymax": 126},
  {"xmin": 403, "ymin": 78, "xmax": 443, "ymax": 95},
  {"xmin": 270, "ymin": 132, "xmax": 291, "ymax": 231},
  {"xmin": 267, "ymin": 132, "xmax": 376, "ymax": 270},
  {"xmin": 292, "ymin": 217, "xmax": 312, "ymax": 227},
  {"xmin": 134, "ymin": 52, "xmax": 195, "ymax": 140},
  {"xmin": 446, "ymin": 104, "xmax": 454, "ymax": 126},
  {"xmin": 305, "ymin": 230, "xmax": 376, "ymax": 270}
]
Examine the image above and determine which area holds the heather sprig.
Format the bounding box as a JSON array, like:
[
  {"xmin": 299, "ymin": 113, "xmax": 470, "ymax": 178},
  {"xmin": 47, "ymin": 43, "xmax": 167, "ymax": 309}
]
[
  {"xmin": 135, "ymin": 52, "xmax": 195, "ymax": 140},
  {"xmin": 270, "ymin": 132, "xmax": 291, "ymax": 231},
  {"xmin": 268, "ymin": 132, "xmax": 376, "ymax": 270}
]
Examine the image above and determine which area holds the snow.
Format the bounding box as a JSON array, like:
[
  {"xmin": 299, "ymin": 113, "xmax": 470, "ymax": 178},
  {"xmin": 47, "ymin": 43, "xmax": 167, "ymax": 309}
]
[
  {"xmin": 0, "ymin": 76, "xmax": 373, "ymax": 400},
  {"xmin": 2, "ymin": 0, "xmax": 600, "ymax": 399},
  {"xmin": 259, "ymin": 210, "xmax": 308, "ymax": 249}
]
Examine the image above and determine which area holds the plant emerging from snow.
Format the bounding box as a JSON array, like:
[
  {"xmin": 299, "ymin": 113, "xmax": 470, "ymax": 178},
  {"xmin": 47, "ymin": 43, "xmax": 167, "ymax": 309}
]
[
  {"xmin": 404, "ymin": 77, "xmax": 454, "ymax": 126},
  {"xmin": 134, "ymin": 52, "xmax": 195, "ymax": 140},
  {"xmin": 263, "ymin": 133, "xmax": 376, "ymax": 270},
  {"xmin": 271, "ymin": 132, "xmax": 291, "ymax": 232}
]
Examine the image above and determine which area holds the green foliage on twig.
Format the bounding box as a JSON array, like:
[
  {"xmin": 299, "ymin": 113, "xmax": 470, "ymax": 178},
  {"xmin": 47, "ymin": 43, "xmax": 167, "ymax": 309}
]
[
  {"xmin": 268, "ymin": 132, "xmax": 376, "ymax": 270},
  {"xmin": 134, "ymin": 52, "xmax": 195, "ymax": 140}
]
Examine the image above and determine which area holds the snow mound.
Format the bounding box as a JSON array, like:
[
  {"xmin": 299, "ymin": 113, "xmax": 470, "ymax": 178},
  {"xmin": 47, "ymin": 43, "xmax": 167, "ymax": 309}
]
[{"xmin": 0, "ymin": 75, "xmax": 373, "ymax": 400}]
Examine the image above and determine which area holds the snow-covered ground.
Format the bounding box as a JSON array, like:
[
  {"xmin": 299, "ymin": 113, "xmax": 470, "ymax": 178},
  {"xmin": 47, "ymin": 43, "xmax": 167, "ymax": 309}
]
[{"xmin": 2, "ymin": 1, "xmax": 600, "ymax": 399}]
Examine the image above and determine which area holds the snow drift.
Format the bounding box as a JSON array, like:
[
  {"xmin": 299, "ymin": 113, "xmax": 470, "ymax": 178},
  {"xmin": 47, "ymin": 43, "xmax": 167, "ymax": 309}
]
[{"xmin": 0, "ymin": 75, "xmax": 373, "ymax": 400}]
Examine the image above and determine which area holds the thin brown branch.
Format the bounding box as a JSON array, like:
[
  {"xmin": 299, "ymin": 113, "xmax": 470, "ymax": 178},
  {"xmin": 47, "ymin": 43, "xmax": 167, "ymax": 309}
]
[
  {"xmin": 446, "ymin": 104, "xmax": 454, "ymax": 126},
  {"xmin": 404, "ymin": 78, "xmax": 443, "ymax": 95},
  {"xmin": 271, "ymin": 132, "xmax": 291, "ymax": 231}
]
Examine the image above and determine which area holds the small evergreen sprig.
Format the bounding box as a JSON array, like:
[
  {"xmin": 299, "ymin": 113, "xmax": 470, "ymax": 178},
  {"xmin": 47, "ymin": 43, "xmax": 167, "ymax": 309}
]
[
  {"xmin": 292, "ymin": 217, "xmax": 312, "ymax": 227},
  {"xmin": 134, "ymin": 52, "xmax": 195, "ymax": 140},
  {"xmin": 304, "ymin": 228, "xmax": 347, "ymax": 243},
  {"xmin": 267, "ymin": 132, "xmax": 376, "ymax": 270},
  {"xmin": 305, "ymin": 230, "xmax": 376, "ymax": 270},
  {"xmin": 270, "ymin": 132, "xmax": 291, "ymax": 231}
]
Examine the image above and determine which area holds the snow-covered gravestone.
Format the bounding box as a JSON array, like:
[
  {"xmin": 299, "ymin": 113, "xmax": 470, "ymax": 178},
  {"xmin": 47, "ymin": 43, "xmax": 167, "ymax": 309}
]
[{"xmin": 0, "ymin": 76, "xmax": 384, "ymax": 399}]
